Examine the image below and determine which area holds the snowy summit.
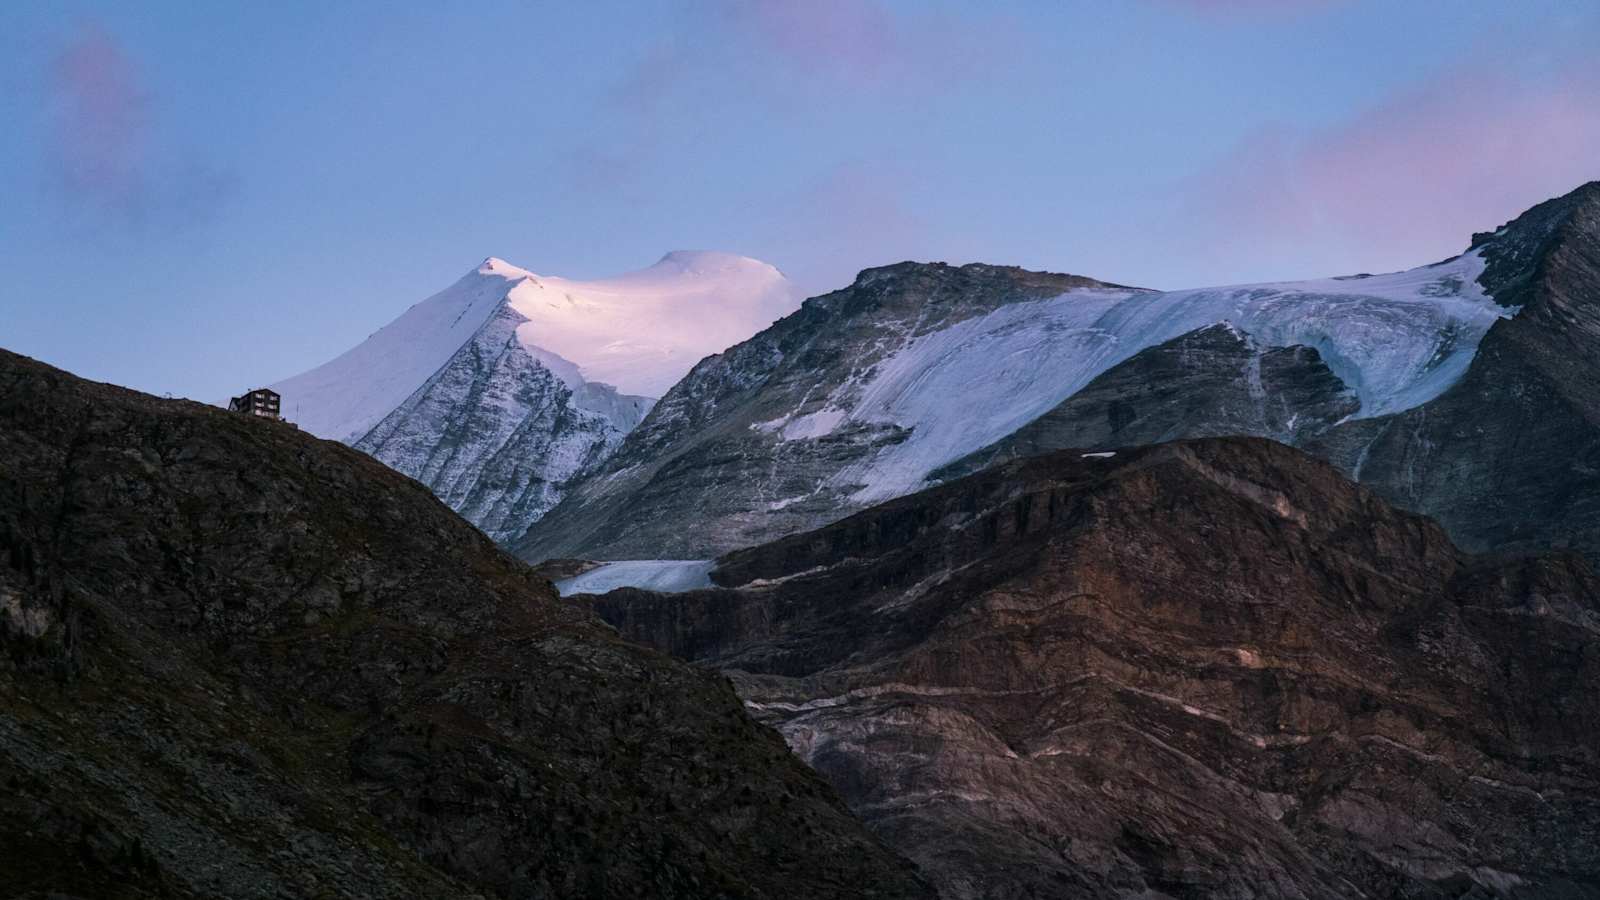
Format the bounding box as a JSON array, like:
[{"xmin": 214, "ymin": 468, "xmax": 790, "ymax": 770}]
[
  {"xmin": 254, "ymin": 250, "xmax": 797, "ymax": 542},
  {"xmin": 498, "ymin": 250, "xmax": 796, "ymax": 399},
  {"xmin": 269, "ymin": 250, "xmax": 797, "ymax": 443}
]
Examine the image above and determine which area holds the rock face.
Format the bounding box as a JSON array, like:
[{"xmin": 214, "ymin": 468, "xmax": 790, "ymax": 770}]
[
  {"xmin": 932, "ymin": 322, "xmax": 1359, "ymax": 482},
  {"xmin": 1310, "ymin": 182, "xmax": 1600, "ymax": 560},
  {"xmin": 515, "ymin": 234, "xmax": 1512, "ymax": 564},
  {"xmin": 577, "ymin": 438, "xmax": 1600, "ymax": 898},
  {"xmin": 0, "ymin": 349, "xmax": 929, "ymax": 899},
  {"xmin": 352, "ymin": 303, "xmax": 650, "ymax": 542}
]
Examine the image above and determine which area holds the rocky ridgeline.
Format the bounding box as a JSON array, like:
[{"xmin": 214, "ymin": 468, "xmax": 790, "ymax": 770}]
[
  {"xmin": 0, "ymin": 349, "xmax": 930, "ymax": 899},
  {"xmin": 353, "ymin": 301, "xmax": 650, "ymax": 543}
]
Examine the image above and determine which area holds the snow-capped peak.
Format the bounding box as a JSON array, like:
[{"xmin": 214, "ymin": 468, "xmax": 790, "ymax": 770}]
[
  {"xmin": 264, "ymin": 250, "xmax": 799, "ymax": 441},
  {"xmin": 503, "ymin": 251, "xmax": 798, "ymax": 396},
  {"xmin": 479, "ymin": 256, "xmax": 536, "ymax": 280}
]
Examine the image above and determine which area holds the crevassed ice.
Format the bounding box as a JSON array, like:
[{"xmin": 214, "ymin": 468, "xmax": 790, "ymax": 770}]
[{"xmin": 809, "ymin": 251, "xmax": 1510, "ymax": 503}]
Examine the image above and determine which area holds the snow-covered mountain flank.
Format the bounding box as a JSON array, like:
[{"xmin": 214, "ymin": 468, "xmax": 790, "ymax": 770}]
[
  {"xmin": 516, "ymin": 186, "xmax": 1600, "ymax": 563},
  {"xmin": 264, "ymin": 251, "xmax": 797, "ymax": 540}
]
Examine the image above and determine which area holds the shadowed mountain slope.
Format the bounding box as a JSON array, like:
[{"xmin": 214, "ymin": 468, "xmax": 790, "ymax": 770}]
[{"xmin": 0, "ymin": 348, "xmax": 930, "ymax": 900}]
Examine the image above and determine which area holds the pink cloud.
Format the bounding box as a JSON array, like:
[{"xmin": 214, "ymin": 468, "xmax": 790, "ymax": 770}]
[
  {"xmin": 44, "ymin": 24, "xmax": 235, "ymax": 229},
  {"xmin": 1177, "ymin": 57, "xmax": 1600, "ymax": 276},
  {"xmin": 771, "ymin": 159, "xmax": 931, "ymax": 294},
  {"xmin": 49, "ymin": 24, "xmax": 149, "ymax": 211},
  {"xmin": 724, "ymin": 0, "xmax": 900, "ymax": 80}
]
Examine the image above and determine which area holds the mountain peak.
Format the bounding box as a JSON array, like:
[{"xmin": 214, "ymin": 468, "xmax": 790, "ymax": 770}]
[
  {"xmin": 477, "ymin": 256, "xmax": 536, "ymax": 280},
  {"xmin": 847, "ymin": 259, "xmax": 1140, "ymax": 295},
  {"xmin": 1471, "ymin": 179, "xmax": 1600, "ymax": 303}
]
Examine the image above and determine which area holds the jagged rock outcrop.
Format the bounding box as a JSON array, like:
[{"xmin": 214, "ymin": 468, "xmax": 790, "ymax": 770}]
[
  {"xmin": 574, "ymin": 438, "xmax": 1600, "ymax": 898},
  {"xmin": 932, "ymin": 322, "xmax": 1359, "ymax": 482},
  {"xmin": 353, "ymin": 303, "xmax": 649, "ymax": 542},
  {"xmin": 1310, "ymin": 181, "xmax": 1600, "ymax": 560},
  {"xmin": 0, "ymin": 349, "xmax": 930, "ymax": 899}
]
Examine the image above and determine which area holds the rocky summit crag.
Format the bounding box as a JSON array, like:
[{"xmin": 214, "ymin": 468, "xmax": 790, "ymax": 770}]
[
  {"xmin": 0, "ymin": 349, "xmax": 929, "ymax": 900},
  {"xmin": 572, "ymin": 438, "xmax": 1600, "ymax": 898},
  {"xmin": 1309, "ymin": 181, "xmax": 1600, "ymax": 560}
]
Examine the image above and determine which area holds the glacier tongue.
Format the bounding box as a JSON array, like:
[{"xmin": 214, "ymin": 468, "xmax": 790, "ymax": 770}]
[{"xmin": 823, "ymin": 251, "xmax": 1510, "ymax": 502}]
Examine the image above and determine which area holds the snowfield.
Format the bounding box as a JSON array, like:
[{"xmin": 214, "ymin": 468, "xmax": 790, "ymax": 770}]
[{"xmin": 503, "ymin": 251, "xmax": 798, "ymax": 397}]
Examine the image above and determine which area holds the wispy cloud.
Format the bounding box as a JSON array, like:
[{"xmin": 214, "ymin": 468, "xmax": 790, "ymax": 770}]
[
  {"xmin": 1174, "ymin": 55, "xmax": 1600, "ymax": 277},
  {"xmin": 49, "ymin": 24, "xmax": 147, "ymax": 211},
  {"xmin": 45, "ymin": 24, "xmax": 235, "ymax": 230},
  {"xmin": 559, "ymin": 1, "xmax": 1017, "ymax": 196},
  {"xmin": 766, "ymin": 159, "xmax": 932, "ymax": 295},
  {"xmin": 720, "ymin": 0, "xmax": 1016, "ymax": 89}
]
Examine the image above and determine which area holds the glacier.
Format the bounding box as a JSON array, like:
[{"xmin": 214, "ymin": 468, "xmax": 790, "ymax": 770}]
[{"xmin": 776, "ymin": 251, "xmax": 1513, "ymax": 502}]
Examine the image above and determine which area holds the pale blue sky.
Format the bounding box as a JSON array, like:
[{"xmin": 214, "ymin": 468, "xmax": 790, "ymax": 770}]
[{"xmin": 3, "ymin": 0, "xmax": 1597, "ymax": 399}]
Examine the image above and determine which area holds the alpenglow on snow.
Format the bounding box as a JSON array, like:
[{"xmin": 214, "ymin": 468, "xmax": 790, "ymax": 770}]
[{"xmin": 259, "ymin": 251, "xmax": 799, "ymax": 540}]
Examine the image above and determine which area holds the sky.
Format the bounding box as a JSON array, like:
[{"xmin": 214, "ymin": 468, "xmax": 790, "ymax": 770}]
[{"xmin": 2, "ymin": 0, "xmax": 1598, "ymax": 400}]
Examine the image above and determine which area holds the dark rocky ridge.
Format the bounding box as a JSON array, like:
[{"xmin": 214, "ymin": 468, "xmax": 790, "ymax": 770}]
[
  {"xmin": 932, "ymin": 322, "xmax": 1359, "ymax": 482},
  {"xmin": 0, "ymin": 349, "xmax": 930, "ymax": 899},
  {"xmin": 577, "ymin": 438, "xmax": 1600, "ymax": 898},
  {"xmin": 513, "ymin": 263, "xmax": 1140, "ymax": 562}
]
